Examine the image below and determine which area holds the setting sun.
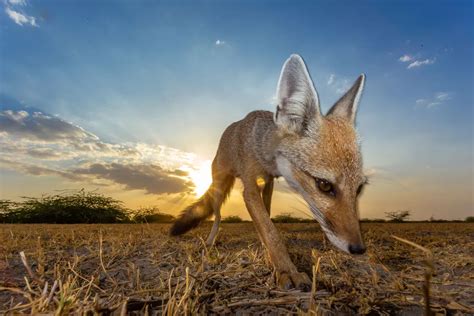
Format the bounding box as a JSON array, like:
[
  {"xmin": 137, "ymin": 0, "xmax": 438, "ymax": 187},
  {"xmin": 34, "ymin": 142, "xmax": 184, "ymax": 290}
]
[{"xmin": 187, "ymin": 160, "xmax": 213, "ymax": 197}]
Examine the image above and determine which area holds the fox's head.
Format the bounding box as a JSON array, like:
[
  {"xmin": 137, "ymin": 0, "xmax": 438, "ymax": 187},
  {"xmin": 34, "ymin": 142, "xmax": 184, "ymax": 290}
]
[{"xmin": 274, "ymin": 54, "xmax": 367, "ymax": 254}]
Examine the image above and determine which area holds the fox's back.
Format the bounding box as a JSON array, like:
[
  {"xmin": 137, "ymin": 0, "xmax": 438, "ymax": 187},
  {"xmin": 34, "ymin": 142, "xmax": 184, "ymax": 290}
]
[{"xmin": 214, "ymin": 110, "xmax": 278, "ymax": 177}]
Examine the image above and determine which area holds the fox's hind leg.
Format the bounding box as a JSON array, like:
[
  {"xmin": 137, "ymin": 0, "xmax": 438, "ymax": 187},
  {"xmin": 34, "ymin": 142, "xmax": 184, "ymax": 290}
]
[
  {"xmin": 206, "ymin": 210, "xmax": 221, "ymax": 246},
  {"xmin": 205, "ymin": 162, "xmax": 235, "ymax": 246},
  {"xmin": 262, "ymin": 178, "xmax": 274, "ymax": 215}
]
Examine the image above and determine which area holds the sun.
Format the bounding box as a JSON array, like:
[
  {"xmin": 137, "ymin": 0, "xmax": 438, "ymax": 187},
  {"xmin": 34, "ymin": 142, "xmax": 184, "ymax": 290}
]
[{"xmin": 187, "ymin": 160, "xmax": 213, "ymax": 197}]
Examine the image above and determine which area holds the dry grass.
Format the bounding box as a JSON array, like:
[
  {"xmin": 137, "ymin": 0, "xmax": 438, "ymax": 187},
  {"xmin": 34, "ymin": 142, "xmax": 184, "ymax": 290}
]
[{"xmin": 0, "ymin": 222, "xmax": 473, "ymax": 315}]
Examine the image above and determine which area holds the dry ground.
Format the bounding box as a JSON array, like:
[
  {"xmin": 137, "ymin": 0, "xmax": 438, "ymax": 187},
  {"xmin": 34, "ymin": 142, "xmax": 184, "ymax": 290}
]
[{"xmin": 0, "ymin": 222, "xmax": 473, "ymax": 315}]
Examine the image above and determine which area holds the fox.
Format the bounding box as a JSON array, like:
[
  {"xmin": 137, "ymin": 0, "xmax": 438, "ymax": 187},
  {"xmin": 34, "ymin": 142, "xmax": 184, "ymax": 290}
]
[{"xmin": 170, "ymin": 54, "xmax": 367, "ymax": 290}]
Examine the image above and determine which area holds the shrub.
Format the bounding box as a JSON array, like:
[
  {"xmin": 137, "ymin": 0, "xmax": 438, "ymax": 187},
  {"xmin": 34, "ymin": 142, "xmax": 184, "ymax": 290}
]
[
  {"xmin": 222, "ymin": 215, "xmax": 244, "ymax": 223},
  {"xmin": 466, "ymin": 216, "xmax": 474, "ymax": 223},
  {"xmin": 0, "ymin": 190, "xmax": 129, "ymax": 223},
  {"xmin": 385, "ymin": 210, "xmax": 411, "ymax": 222},
  {"xmin": 272, "ymin": 212, "xmax": 305, "ymax": 223},
  {"xmin": 360, "ymin": 218, "xmax": 386, "ymax": 223},
  {"xmin": 131, "ymin": 206, "xmax": 175, "ymax": 223},
  {"xmin": 0, "ymin": 200, "xmax": 19, "ymax": 223}
]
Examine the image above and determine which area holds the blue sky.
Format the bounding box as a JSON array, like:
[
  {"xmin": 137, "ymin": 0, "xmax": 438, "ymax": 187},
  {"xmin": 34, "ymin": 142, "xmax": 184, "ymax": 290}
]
[{"xmin": 0, "ymin": 0, "xmax": 472, "ymax": 220}]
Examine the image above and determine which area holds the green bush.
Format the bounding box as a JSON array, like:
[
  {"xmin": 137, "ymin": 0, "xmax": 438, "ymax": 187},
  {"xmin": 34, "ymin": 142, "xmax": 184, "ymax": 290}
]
[
  {"xmin": 272, "ymin": 212, "xmax": 306, "ymax": 223},
  {"xmin": 222, "ymin": 215, "xmax": 244, "ymax": 223},
  {"xmin": 466, "ymin": 216, "xmax": 474, "ymax": 223},
  {"xmin": 130, "ymin": 206, "xmax": 175, "ymax": 223},
  {"xmin": 0, "ymin": 190, "xmax": 129, "ymax": 223}
]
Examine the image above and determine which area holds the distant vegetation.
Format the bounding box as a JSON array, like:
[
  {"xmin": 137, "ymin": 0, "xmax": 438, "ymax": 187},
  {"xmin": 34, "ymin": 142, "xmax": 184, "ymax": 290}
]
[
  {"xmin": 385, "ymin": 210, "xmax": 411, "ymax": 222},
  {"xmin": 360, "ymin": 218, "xmax": 386, "ymax": 223},
  {"xmin": 129, "ymin": 206, "xmax": 175, "ymax": 223},
  {"xmin": 222, "ymin": 215, "xmax": 245, "ymax": 223},
  {"xmin": 271, "ymin": 212, "xmax": 314, "ymax": 223},
  {"xmin": 1, "ymin": 191, "xmax": 472, "ymax": 224},
  {"xmin": 0, "ymin": 190, "xmax": 174, "ymax": 224}
]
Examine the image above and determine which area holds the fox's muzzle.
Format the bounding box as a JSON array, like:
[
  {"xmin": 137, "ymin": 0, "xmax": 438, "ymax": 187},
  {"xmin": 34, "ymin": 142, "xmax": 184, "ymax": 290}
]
[{"xmin": 348, "ymin": 243, "xmax": 366, "ymax": 255}]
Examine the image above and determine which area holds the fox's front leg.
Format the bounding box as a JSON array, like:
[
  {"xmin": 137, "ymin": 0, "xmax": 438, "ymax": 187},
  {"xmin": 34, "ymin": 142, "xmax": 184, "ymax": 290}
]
[{"xmin": 242, "ymin": 180, "xmax": 311, "ymax": 291}]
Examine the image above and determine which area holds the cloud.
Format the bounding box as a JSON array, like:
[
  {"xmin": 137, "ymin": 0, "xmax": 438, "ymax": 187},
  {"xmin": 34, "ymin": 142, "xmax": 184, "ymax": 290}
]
[
  {"xmin": 5, "ymin": 7, "xmax": 37, "ymax": 27},
  {"xmin": 0, "ymin": 109, "xmax": 141, "ymax": 159},
  {"xmin": 8, "ymin": 0, "xmax": 26, "ymax": 5},
  {"xmin": 364, "ymin": 168, "xmax": 378, "ymax": 177},
  {"xmin": 0, "ymin": 110, "xmax": 96, "ymax": 142},
  {"xmin": 215, "ymin": 39, "xmax": 226, "ymax": 46},
  {"xmin": 327, "ymin": 74, "xmax": 335, "ymax": 85},
  {"xmin": 415, "ymin": 92, "xmax": 453, "ymax": 109},
  {"xmin": 0, "ymin": 107, "xmax": 206, "ymax": 196},
  {"xmin": 74, "ymin": 163, "xmax": 193, "ymax": 195},
  {"xmin": 399, "ymin": 55, "xmax": 413, "ymax": 62},
  {"xmin": 426, "ymin": 102, "xmax": 441, "ymax": 108},
  {"xmin": 435, "ymin": 92, "xmax": 451, "ymax": 101},
  {"xmin": 326, "ymin": 73, "xmax": 350, "ymax": 95},
  {"xmin": 0, "ymin": 158, "xmax": 84, "ymax": 182},
  {"xmin": 26, "ymin": 148, "xmax": 65, "ymax": 160},
  {"xmin": 407, "ymin": 58, "xmax": 435, "ymax": 69},
  {"xmin": 399, "ymin": 53, "xmax": 435, "ymax": 69}
]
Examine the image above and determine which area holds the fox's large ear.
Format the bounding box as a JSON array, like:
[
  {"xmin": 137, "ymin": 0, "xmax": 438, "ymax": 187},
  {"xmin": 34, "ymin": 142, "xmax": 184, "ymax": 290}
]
[
  {"xmin": 326, "ymin": 74, "xmax": 365, "ymax": 124},
  {"xmin": 275, "ymin": 54, "xmax": 321, "ymax": 135}
]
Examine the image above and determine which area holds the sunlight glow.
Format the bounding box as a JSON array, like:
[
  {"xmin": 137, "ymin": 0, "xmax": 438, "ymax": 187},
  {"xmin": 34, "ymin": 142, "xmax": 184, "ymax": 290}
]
[{"xmin": 187, "ymin": 160, "xmax": 213, "ymax": 197}]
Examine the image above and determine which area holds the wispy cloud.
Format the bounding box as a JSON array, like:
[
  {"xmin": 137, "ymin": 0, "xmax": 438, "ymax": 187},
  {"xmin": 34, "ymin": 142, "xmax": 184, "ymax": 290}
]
[
  {"xmin": 399, "ymin": 53, "xmax": 435, "ymax": 69},
  {"xmin": 327, "ymin": 74, "xmax": 335, "ymax": 85},
  {"xmin": 215, "ymin": 39, "xmax": 226, "ymax": 46},
  {"xmin": 415, "ymin": 92, "xmax": 453, "ymax": 109},
  {"xmin": 326, "ymin": 73, "xmax": 350, "ymax": 94},
  {"xmin": 407, "ymin": 58, "xmax": 435, "ymax": 69},
  {"xmin": 0, "ymin": 108, "xmax": 205, "ymax": 196},
  {"xmin": 399, "ymin": 54, "xmax": 413, "ymax": 62},
  {"xmin": 434, "ymin": 92, "xmax": 451, "ymax": 101},
  {"xmin": 5, "ymin": 6, "xmax": 37, "ymax": 27},
  {"xmin": 8, "ymin": 0, "xmax": 26, "ymax": 5}
]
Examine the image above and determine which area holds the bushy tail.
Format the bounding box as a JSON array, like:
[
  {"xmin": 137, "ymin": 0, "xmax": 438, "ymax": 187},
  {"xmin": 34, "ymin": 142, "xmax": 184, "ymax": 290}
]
[
  {"xmin": 169, "ymin": 193, "xmax": 214, "ymax": 236},
  {"xmin": 170, "ymin": 175, "xmax": 234, "ymax": 236}
]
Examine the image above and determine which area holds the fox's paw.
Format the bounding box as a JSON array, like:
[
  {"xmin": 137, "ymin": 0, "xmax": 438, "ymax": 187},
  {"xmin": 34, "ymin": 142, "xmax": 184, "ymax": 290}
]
[{"xmin": 277, "ymin": 271, "xmax": 311, "ymax": 292}]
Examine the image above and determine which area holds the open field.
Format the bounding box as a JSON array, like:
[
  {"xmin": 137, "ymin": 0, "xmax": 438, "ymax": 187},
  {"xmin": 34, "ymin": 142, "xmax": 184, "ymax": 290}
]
[{"xmin": 1, "ymin": 223, "xmax": 473, "ymax": 315}]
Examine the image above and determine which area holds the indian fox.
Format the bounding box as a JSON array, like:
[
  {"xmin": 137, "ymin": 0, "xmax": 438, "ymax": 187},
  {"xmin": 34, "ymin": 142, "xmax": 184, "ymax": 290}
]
[{"xmin": 170, "ymin": 54, "xmax": 367, "ymax": 290}]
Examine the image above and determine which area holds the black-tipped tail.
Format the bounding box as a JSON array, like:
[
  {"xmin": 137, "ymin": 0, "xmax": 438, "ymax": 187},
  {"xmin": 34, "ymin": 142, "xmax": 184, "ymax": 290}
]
[{"xmin": 170, "ymin": 194, "xmax": 213, "ymax": 236}]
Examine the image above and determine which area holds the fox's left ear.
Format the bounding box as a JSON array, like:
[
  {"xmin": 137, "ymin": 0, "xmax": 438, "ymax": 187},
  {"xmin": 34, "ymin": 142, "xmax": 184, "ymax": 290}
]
[
  {"xmin": 275, "ymin": 54, "xmax": 322, "ymax": 135},
  {"xmin": 327, "ymin": 74, "xmax": 366, "ymax": 124}
]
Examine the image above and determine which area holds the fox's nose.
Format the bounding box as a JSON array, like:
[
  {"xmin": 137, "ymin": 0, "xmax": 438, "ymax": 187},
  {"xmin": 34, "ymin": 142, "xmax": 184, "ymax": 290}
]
[{"xmin": 348, "ymin": 244, "xmax": 366, "ymax": 255}]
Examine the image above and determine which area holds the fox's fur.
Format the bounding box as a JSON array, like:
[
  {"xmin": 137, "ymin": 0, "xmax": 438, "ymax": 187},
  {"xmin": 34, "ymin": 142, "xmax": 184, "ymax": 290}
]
[{"xmin": 170, "ymin": 54, "xmax": 367, "ymax": 290}]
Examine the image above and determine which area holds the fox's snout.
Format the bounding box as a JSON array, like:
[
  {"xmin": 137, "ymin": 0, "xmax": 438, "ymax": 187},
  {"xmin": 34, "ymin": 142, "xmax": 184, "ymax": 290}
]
[
  {"xmin": 312, "ymin": 198, "xmax": 365, "ymax": 255},
  {"xmin": 323, "ymin": 223, "xmax": 366, "ymax": 255},
  {"xmin": 348, "ymin": 243, "xmax": 366, "ymax": 255}
]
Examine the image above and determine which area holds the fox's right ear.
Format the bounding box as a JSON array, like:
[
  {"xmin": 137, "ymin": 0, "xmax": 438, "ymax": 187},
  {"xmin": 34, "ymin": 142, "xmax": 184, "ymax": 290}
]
[
  {"xmin": 326, "ymin": 74, "xmax": 365, "ymax": 124},
  {"xmin": 275, "ymin": 54, "xmax": 322, "ymax": 135}
]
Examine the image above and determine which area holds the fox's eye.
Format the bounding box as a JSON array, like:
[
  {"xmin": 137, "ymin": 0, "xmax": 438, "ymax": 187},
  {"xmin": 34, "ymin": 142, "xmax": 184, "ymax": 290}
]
[
  {"xmin": 356, "ymin": 184, "xmax": 364, "ymax": 196},
  {"xmin": 315, "ymin": 178, "xmax": 335, "ymax": 196}
]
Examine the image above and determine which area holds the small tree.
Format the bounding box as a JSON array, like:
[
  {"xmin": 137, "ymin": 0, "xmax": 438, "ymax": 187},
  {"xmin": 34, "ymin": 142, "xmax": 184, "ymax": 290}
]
[
  {"xmin": 272, "ymin": 212, "xmax": 304, "ymax": 223},
  {"xmin": 0, "ymin": 200, "xmax": 19, "ymax": 222},
  {"xmin": 385, "ymin": 210, "xmax": 411, "ymax": 222},
  {"xmin": 131, "ymin": 206, "xmax": 175, "ymax": 223},
  {"xmin": 222, "ymin": 215, "xmax": 244, "ymax": 223},
  {"xmin": 0, "ymin": 190, "xmax": 129, "ymax": 223},
  {"xmin": 466, "ymin": 216, "xmax": 474, "ymax": 223}
]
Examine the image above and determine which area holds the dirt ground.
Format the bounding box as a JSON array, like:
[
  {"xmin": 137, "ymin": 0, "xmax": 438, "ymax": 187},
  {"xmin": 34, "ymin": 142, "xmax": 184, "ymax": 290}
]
[{"xmin": 1, "ymin": 222, "xmax": 473, "ymax": 315}]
